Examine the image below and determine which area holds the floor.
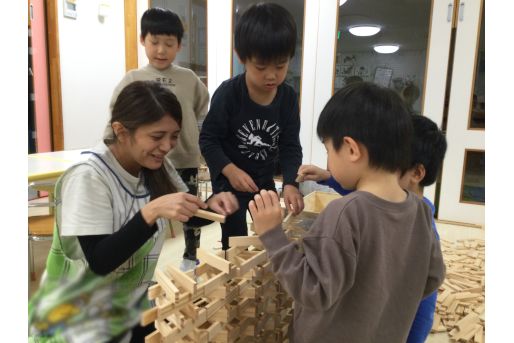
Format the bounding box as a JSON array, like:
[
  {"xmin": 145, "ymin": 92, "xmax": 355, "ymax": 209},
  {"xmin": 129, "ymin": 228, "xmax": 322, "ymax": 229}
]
[{"xmin": 28, "ymin": 211, "xmax": 484, "ymax": 343}]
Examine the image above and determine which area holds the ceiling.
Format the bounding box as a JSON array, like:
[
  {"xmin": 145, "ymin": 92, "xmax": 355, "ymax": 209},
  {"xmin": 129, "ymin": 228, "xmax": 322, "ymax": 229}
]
[{"xmin": 338, "ymin": 0, "xmax": 432, "ymax": 52}]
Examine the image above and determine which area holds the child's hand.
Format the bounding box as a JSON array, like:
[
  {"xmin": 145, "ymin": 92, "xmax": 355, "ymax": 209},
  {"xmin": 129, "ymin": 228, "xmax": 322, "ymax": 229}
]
[
  {"xmin": 249, "ymin": 190, "xmax": 283, "ymax": 235},
  {"xmin": 283, "ymin": 184, "xmax": 304, "ymax": 215},
  {"xmin": 297, "ymin": 164, "xmax": 331, "ymax": 182},
  {"xmin": 222, "ymin": 163, "xmax": 259, "ymax": 193},
  {"xmin": 207, "ymin": 192, "xmax": 239, "ymax": 216}
]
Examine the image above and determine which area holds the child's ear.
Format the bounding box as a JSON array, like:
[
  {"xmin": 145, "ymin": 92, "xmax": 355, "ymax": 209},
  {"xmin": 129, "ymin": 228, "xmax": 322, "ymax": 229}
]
[
  {"xmin": 412, "ymin": 164, "xmax": 426, "ymax": 184},
  {"xmin": 343, "ymin": 137, "xmax": 362, "ymax": 162},
  {"xmin": 139, "ymin": 35, "xmax": 146, "ymax": 45},
  {"xmin": 111, "ymin": 122, "xmax": 128, "ymax": 142}
]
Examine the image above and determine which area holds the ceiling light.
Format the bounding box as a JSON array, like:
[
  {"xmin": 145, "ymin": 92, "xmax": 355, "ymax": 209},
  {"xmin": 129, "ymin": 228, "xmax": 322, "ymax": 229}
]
[
  {"xmin": 348, "ymin": 25, "xmax": 381, "ymax": 37},
  {"xmin": 373, "ymin": 44, "xmax": 399, "ymax": 54},
  {"xmin": 339, "ymin": 0, "xmax": 348, "ymax": 5}
]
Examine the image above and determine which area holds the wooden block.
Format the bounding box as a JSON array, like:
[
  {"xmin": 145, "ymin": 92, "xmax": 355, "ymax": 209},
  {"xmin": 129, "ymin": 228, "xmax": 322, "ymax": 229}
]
[
  {"xmin": 455, "ymin": 312, "xmax": 479, "ymax": 332},
  {"xmin": 234, "ymin": 250, "xmax": 268, "ymax": 277},
  {"xmin": 141, "ymin": 307, "xmax": 158, "ymax": 326},
  {"xmin": 209, "ymin": 278, "xmax": 249, "ymax": 299},
  {"xmin": 167, "ymin": 265, "xmax": 198, "ymax": 294},
  {"xmin": 437, "ymin": 288, "xmax": 452, "ymax": 303},
  {"xmin": 229, "ymin": 235, "xmax": 263, "ymax": 248},
  {"xmin": 155, "ymin": 268, "xmax": 180, "ymax": 302},
  {"xmin": 145, "ymin": 330, "xmax": 162, "ymax": 343},
  {"xmin": 442, "ymin": 293, "xmax": 457, "ymax": 307},
  {"xmin": 197, "ymin": 248, "xmax": 232, "ymax": 275},
  {"xmin": 474, "ymin": 325, "xmax": 484, "ymax": 343},
  {"xmin": 193, "ymin": 321, "xmax": 223, "ymax": 342},
  {"xmin": 195, "ymin": 209, "xmax": 226, "ymax": 223},
  {"xmin": 148, "ymin": 284, "xmax": 163, "ymax": 300},
  {"xmin": 156, "ymin": 293, "xmax": 193, "ymax": 320}
]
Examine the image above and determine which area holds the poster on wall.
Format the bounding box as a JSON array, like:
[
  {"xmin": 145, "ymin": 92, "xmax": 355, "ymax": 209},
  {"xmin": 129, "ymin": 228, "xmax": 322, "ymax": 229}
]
[
  {"xmin": 63, "ymin": 0, "xmax": 77, "ymax": 19},
  {"xmin": 374, "ymin": 67, "xmax": 393, "ymax": 88},
  {"xmin": 342, "ymin": 55, "xmax": 357, "ymax": 76}
]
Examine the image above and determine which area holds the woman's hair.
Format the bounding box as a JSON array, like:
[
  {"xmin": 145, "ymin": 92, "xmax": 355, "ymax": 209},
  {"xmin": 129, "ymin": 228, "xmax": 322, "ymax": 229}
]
[{"xmin": 109, "ymin": 80, "xmax": 182, "ymax": 199}]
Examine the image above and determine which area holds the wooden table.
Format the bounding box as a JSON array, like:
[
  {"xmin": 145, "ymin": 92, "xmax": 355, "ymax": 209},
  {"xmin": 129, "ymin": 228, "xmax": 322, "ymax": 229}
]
[{"xmin": 28, "ymin": 149, "xmax": 89, "ymax": 183}]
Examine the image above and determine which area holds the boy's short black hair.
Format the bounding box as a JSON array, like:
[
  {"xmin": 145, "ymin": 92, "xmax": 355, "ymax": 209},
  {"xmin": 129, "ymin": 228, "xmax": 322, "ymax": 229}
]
[
  {"xmin": 141, "ymin": 7, "xmax": 184, "ymax": 44},
  {"xmin": 234, "ymin": 3, "xmax": 297, "ymax": 63},
  {"xmin": 317, "ymin": 82, "xmax": 413, "ymax": 173},
  {"xmin": 409, "ymin": 115, "xmax": 447, "ymax": 187}
]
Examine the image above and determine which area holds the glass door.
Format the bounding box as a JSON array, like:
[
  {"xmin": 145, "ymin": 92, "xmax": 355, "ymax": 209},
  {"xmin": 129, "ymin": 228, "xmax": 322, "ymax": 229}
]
[
  {"xmin": 438, "ymin": 0, "xmax": 484, "ymax": 226},
  {"xmin": 151, "ymin": 0, "xmax": 208, "ymax": 85},
  {"xmin": 334, "ymin": 0, "xmax": 432, "ymax": 115}
]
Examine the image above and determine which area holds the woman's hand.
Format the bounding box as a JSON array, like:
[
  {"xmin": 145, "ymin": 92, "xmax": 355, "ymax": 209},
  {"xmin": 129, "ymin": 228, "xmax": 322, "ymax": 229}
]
[
  {"xmin": 249, "ymin": 190, "xmax": 283, "ymax": 235},
  {"xmin": 297, "ymin": 164, "xmax": 331, "ymax": 182},
  {"xmin": 141, "ymin": 192, "xmax": 207, "ymax": 225},
  {"xmin": 283, "ymin": 184, "xmax": 304, "ymax": 215},
  {"xmin": 207, "ymin": 192, "xmax": 239, "ymax": 216}
]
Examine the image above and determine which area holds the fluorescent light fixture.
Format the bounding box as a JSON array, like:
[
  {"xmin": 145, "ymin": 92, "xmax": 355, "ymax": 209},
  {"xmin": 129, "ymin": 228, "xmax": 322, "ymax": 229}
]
[
  {"xmin": 348, "ymin": 25, "xmax": 381, "ymax": 37},
  {"xmin": 373, "ymin": 44, "xmax": 399, "ymax": 54},
  {"xmin": 340, "ymin": 0, "xmax": 348, "ymax": 6}
]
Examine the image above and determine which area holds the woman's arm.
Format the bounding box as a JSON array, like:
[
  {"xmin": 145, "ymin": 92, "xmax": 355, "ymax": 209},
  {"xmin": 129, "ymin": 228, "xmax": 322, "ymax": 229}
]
[{"xmin": 78, "ymin": 211, "xmax": 157, "ymax": 275}]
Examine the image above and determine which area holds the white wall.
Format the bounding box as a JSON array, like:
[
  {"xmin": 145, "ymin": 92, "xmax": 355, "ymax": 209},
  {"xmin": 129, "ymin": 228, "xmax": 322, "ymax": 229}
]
[
  {"xmin": 207, "ymin": 0, "xmax": 232, "ymax": 97},
  {"xmin": 58, "ymin": 0, "xmax": 126, "ymax": 149}
]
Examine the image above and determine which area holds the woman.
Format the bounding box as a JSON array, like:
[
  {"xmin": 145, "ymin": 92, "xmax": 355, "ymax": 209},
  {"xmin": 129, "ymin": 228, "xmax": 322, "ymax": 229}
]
[{"xmin": 29, "ymin": 81, "xmax": 238, "ymax": 342}]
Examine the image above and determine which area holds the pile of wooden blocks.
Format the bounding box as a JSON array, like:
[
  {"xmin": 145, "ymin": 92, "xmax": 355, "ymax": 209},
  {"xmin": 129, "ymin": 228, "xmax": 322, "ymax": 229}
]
[
  {"xmin": 431, "ymin": 238, "xmax": 485, "ymax": 342},
  {"xmin": 142, "ymin": 237, "xmax": 294, "ymax": 343}
]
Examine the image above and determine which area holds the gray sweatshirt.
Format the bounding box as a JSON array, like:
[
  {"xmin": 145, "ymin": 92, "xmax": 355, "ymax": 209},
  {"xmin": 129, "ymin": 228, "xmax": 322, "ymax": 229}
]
[
  {"xmin": 260, "ymin": 190, "xmax": 445, "ymax": 343},
  {"xmin": 106, "ymin": 64, "xmax": 209, "ymax": 169}
]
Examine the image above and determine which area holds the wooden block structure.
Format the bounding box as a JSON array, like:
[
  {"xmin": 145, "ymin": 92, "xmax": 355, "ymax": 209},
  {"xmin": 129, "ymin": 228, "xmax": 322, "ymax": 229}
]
[
  {"xmin": 431, "ymin": 239, "xmax": 485, "ymax": 342},
  {"xmin": 145, "ymin": 242, "xmax": 294, "ymax": 343},
  {"xmin": 144, "ymin": 191, "xmax": 340, "ymax": 342}
]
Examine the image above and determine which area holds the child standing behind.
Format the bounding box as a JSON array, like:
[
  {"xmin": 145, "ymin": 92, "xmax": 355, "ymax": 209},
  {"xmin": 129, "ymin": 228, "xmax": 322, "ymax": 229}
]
[
  {"xmin": 199, "ymin": 3, "xmax": 304, "ymax": 250},
  {"xmin": 249, "ymin": 82, "xmax": 445, "ymax": 343},
  {"xmin": 106, "ymin": 8, "xmax": 209, "ymax": 270}
]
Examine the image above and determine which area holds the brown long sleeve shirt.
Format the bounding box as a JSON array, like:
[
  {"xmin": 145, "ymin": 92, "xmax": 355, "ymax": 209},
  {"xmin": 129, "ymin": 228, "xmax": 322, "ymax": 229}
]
[{"xmin": 260, "ymin": 190, "xmax": 445, "ymax": 343}]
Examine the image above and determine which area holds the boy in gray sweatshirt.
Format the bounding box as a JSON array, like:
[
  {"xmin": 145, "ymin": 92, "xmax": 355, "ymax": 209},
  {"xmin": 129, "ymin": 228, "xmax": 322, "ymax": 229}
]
[
  {"xmin": 249, "ymin": 82, "xmax": 446, "ymax": 343},
  {"xmin": 105, "ymin": 8, "xmax": 209, "ymax": 271}
]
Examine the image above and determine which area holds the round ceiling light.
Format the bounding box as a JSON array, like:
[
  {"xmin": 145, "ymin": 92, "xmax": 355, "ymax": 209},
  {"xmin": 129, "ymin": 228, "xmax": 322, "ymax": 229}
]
[
  {"xmin": 373, "ymin": 44, "xmax": 400, "ymax": 54},
  {"xmin": 348, "ymin": 25, "xmax": 381, "ymax": 37}
]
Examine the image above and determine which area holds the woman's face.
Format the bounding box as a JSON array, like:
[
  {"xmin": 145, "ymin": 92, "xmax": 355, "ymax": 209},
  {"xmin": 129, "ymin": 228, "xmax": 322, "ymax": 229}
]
[{"xmin": 122, "ymin": 115, "xmax": 180, "ymax": 174}]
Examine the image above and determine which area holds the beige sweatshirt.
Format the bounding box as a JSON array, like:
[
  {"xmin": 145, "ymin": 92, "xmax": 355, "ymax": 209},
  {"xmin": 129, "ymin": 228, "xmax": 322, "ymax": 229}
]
[
  {"xmin": 260, "ymin": 190, "xmax": 446, "ymax": 343},
  {"xmin": 106, "ymin": 64, "xmax": 209, "ymax": 169}
]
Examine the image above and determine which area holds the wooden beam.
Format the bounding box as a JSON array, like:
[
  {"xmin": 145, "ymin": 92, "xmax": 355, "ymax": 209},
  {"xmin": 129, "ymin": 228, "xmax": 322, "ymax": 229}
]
[
  {"xmin": 124, "ymin": 0, "xmax": 138, "ymax": 71},
  {"xmin": 45, "ymin": 0, "xmax": 64, "ymax": 150}
]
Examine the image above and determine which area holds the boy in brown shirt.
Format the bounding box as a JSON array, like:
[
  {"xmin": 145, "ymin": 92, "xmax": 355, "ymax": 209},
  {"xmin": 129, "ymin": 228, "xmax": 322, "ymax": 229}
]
[{"xmin": 249, "ymin": 82, "xmax": 446, "ymax": 343}]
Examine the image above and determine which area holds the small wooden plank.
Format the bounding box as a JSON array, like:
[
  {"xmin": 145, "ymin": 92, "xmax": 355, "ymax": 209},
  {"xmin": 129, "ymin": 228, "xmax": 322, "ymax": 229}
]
[
  {"xmin": 167, "ymin": 265, "xmax": 198, "ymax": 295},
  {"xmin": 148, "ymin": 284, "xmax": 163, "ymax": 300},
  {"xmin": 155, "ymin": 269, "xmax": 179, "ymax": 302},
  {"xmin": 141, "ymin": 307, "xmax": 158, "ymax": 326},
  {"xmin": 197, "ymin": 248, "xmax": 232, "ymax": 275},
  {"xmin": 195, "ymin": 209, "xmax": 226, "ymax": 223},
  {"xmin": 236, "ymin": 250, "xmax": 268, "ymax": 276},
  {"xmin": 455, "ymin": 312, "xmax": 479, "ymax": 331},
  {"xmin": 145, "ymin": 330, "xmax": 162, "ymax": 343},
  {"xmin": 229, "ymin": 235, "xmax": 263, "ymax": 248}
]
